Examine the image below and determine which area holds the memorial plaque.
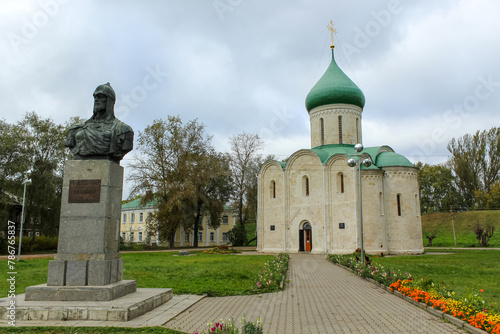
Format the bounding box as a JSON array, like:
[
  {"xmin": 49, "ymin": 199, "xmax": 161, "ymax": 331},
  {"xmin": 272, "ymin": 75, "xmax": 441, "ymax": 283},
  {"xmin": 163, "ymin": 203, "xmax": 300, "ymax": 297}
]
[{"xmin": 68, "ymin": 179, "xmax": 101, "ymax": 203}]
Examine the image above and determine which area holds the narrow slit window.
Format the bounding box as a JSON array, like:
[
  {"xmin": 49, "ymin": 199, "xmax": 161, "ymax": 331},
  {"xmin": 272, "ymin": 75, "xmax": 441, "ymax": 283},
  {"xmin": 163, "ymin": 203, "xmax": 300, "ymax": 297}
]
[
  {"xmin": 320, "ymin": 118, "xmax": 324, "ymax": 145},
  {"xmin": 338, "ymin": 116, "xmax": 343, "ymax": 143},
  {"xmin": 356, "ymin": 118, "xmax": 359, "ymax": 143},
  {"xmin": 270, "ymin": 180, "xmax": 276, "ymax": 198},
  {"xmin": 380, "ymin": 192, "xmax": 384, "ymax": 216},
  {"xmin": 397, "ymin": 194, "xmax": 402, "ymax": 216},
  {"xmin": 303, "ymin": 176, "xmax": 310, "ymax": 197},
  {"xmin": 337, "ymin": 172, "xmax": 344, "ymax": 193}
]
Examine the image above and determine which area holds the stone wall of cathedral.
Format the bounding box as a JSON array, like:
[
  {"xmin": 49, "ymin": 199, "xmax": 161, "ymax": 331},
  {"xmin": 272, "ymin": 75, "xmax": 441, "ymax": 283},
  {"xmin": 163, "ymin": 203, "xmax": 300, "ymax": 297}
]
[
  {"xmin": 257, "ymin": 157, "xmax": 423, "ymax": 255},
  {"xmin": 309, "ymin": 104, "xmax": 363, "ymax": 147},
  {"xmin": 383, "ymin": 167, "xmax": 424, "ymax": 254}
]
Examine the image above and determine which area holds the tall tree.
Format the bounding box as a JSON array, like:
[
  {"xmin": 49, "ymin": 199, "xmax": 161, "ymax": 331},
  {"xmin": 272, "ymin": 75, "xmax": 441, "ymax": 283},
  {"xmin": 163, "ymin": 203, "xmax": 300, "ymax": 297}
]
[
  {"xmin": 474, "ymin": 181, "xmax": 500, "ymax": 210},
  {"xmin": 228, "ymin": 132, "xmax": 263, "ymax": 246},
  {"xmin": 416, "ymin": 162, "xmax": 464, "ymax": 213},
  {"xmin": 0, "ymin": 112, "xmax": 70, "ymax": 240},
  {"xmin": 129, "ymin": 116, "xmax": 233, "ymax": 247},
  {"xmin": 447, "ymin": 127, "xmax": 500, "ymax": 208}
]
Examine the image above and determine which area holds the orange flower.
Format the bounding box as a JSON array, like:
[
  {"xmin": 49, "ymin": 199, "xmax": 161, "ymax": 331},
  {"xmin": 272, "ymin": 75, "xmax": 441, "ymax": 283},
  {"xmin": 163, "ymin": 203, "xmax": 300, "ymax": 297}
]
[{"xmin": 480, "ymin": 289, "xmax": 484, "ymax": 292}]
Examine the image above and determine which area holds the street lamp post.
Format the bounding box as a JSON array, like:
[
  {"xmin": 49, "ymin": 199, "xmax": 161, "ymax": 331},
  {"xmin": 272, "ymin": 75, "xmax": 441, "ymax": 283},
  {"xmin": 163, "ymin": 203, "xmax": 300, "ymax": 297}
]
[
  {"xmin": 347, "ymin": 144, "xmax": 372, "ymax": 265},
  {"xmin": 17, "ymin": 177, "xmax": 31, "ymax": 261}
]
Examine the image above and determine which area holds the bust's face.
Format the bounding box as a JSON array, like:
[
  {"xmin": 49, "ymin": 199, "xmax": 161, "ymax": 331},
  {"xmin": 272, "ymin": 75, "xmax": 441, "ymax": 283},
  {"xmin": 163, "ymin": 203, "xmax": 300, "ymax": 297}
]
[{"xmin": 93, "ymin": 94, "xmax": 107, "ymax": 116}]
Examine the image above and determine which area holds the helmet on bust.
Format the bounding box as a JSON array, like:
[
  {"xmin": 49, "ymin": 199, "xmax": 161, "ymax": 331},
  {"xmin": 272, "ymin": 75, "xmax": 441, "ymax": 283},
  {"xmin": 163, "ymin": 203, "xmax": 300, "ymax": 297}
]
[{"xmin": 93, "ymin": 82, "xmax": 116, "ymax": 102}]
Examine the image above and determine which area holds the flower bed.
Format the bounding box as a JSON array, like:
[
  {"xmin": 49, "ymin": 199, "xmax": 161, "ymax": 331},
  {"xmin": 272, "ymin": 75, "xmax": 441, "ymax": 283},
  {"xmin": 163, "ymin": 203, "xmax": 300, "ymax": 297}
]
[
  {"xmin": 202, "ymin": 246, "xmax": 241, "ymax": 254},
  {"xmin": 328, "ymin": 254, "xmax": 500, "ymax": 333},
  {"xmin": 328, "ymin": 254, "xmax": 411, "ymax": 285},
  {"xmin": 254, "ymin": 253, "xmax": 289, "ymax": 293},
  {"xmin": 389, "ymin": 279, "xmax": 500, "ymax": 333},
  {"xmin": 195, "ymin": 316, "xmax": 263, "ymax": 334}
]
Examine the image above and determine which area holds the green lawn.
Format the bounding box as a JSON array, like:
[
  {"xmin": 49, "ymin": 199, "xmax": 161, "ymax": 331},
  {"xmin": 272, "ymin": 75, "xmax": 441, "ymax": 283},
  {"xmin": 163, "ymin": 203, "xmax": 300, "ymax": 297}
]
[
  {"xmin": 123, "ymin": 252, "xmax": 273, "ymax": 296},
  {"xmin": 0, "ymin": 252, "xmax": 274, "ymax": 298},
  {"xmin": 371, "ymin": 249, "xmax": 500, "ymax": 312},
  {"xmin": 422, "ymin": 210, "xmax": 500, "ymax": 247}
]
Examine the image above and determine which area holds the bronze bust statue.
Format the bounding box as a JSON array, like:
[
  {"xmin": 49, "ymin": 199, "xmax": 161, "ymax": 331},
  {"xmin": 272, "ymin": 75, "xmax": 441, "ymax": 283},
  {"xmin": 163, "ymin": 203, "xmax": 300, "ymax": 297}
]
[{"xmin": 66, "ymin": 83, "xmax": 134, "ymax": 164}]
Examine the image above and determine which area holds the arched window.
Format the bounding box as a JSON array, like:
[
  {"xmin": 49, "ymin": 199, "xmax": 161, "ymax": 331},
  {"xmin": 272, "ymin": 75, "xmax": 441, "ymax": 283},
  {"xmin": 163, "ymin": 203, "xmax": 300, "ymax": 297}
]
[
  {"xmin": 320, "ymin": 118, "xmax": 324, "ymax": 145},
  {"xmin": 338, "ymin": 116, "xmax": 343, "ymax": 143},
  {"xmin": 270, "ymin": 180, "xmax": 276, "ymax": 199},
  {"xmin": 302, "ymin": 176, "xmax": 310, "ymax": 197},
  {"xmin": 337, "ymin": 172, "xmax": 344, "ymax": 193},
  {"xmin": 397, "ymin": 194, "xmax": 402, "ymax": 216}
]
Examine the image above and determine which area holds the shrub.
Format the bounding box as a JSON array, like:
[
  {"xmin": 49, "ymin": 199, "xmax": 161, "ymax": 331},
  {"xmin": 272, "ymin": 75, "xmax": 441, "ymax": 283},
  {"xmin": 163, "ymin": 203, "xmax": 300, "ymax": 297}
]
[
  {"xmin": 474, "ymin": 223, "xmax": 495, "ymax": 247},
  {"xmin": 31, "ymin": 235, "xmax": 58, "ymax": 251},
  {"xmin": 227, "ymin": 224, "xmax": 247, "ymax": 246}
]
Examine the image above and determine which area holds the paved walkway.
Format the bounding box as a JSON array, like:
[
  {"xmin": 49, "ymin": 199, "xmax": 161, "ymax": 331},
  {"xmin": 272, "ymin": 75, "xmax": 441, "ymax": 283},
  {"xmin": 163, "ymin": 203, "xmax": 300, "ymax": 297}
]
[
  {"xmin": 2, "ymin": 254, "xmax": 468, "ymax": 333},
  {"xmin": 165, "ymin": 254, "xmax": 465, "ymax": 333}
]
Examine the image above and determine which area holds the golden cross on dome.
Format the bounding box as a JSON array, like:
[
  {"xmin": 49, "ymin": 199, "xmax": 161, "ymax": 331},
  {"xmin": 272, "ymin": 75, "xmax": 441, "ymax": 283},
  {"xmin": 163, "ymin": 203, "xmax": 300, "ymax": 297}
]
[{"xmin": 327, "ymin": 20, "xmax": 337, "ymax": 48}]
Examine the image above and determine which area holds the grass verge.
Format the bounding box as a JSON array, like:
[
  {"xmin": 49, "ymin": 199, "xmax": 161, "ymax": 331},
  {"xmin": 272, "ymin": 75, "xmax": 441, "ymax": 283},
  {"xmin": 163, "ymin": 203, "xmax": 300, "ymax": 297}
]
[
  {"xmin": 0, "ymin": 252, "xmax": 274, "ymax": 298},
  {"xmin": 372, "ymin": 249, "xmax": 500, "ymax": 312}
]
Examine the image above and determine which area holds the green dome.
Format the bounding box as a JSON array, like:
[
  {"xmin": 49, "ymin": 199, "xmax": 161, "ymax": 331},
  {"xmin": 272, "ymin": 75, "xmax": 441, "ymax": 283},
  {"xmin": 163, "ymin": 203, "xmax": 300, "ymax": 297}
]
[
  {"xmin": 375, "ymin": 152, "xmax": 413, "ymax": 167},
  {"xmin": 305, "ymin": 49, "xmax": 365, "ymax": 112}
]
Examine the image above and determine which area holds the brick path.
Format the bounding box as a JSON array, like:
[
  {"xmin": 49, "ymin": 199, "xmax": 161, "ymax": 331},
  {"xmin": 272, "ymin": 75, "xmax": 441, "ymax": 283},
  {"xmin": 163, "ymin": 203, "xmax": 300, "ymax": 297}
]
[{"xmin": 165, "ymin": 253, "xmax": 465, "ymax": 334}]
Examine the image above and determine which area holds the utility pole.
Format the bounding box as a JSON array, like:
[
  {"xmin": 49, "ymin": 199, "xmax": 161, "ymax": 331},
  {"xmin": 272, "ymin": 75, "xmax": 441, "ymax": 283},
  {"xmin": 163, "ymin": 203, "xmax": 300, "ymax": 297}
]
[{"xmin": 450, "ymin": 205, "xmax": 457, "ymax": 247}]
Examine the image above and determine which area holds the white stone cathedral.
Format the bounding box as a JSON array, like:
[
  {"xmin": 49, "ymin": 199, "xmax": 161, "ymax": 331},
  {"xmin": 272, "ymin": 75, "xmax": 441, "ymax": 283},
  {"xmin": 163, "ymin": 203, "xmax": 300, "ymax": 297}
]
[{"xmin": 257, "ymin": 44, "xmax": 424, "ymax": 255}]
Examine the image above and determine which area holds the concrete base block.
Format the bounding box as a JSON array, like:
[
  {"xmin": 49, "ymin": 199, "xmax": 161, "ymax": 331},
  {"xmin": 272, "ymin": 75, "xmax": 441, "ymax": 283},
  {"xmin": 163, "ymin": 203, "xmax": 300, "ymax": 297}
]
[
  {"xmin": 25, "ymin": 280, "xmax": 137, "ymax": 302},
  {"xmin": 66, "ymin": 260, "xmax": 88, "ymax": 286},
  {"xmin": 1, "ymin": 288, "xmax": 173, "ymax": 322}
]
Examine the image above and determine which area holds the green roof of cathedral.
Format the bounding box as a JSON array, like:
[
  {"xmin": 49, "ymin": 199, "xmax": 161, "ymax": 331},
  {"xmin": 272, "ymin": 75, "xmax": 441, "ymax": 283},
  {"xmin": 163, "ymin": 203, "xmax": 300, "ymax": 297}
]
[
  {"xmin": 308, "ymin": 144, "xmax": 413, "ymax": 168},
  {"xmin": 305, "ymin": 48, "xmax": 365, "ymax": 111}
]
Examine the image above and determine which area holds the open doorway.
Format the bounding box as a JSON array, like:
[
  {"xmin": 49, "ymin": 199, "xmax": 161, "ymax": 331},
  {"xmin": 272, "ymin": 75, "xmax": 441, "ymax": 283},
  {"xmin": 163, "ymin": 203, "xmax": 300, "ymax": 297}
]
[{"xmin": 299, "ymin": 222, "xmax": 312, "ymax": 252}]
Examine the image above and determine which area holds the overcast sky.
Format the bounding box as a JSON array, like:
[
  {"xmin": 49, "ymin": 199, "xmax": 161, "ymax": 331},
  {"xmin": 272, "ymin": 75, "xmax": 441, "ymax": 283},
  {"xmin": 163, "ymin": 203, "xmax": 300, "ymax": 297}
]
[{"xmin": 1, "ymin": 0, "xmax": 500, "ymax": 198}]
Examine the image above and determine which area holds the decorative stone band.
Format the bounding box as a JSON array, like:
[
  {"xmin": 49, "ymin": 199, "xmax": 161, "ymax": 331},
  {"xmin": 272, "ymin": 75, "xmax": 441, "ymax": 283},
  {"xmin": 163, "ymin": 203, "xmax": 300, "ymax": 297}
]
[
  {"xmin": 384, "ymin": 170, "xmax": 418, "ymax": 178},
  {"xmin": 309, "ymin": 103, "xmax": 363, "ymax": 119}
]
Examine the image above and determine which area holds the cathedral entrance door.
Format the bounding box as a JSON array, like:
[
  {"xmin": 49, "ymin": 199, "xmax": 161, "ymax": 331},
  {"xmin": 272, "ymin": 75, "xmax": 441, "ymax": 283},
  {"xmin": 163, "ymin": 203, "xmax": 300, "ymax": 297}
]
[
  {"xmin": 303, "ymin": 222, "xmax": 312, "ymax": 252},
  {"xmin": 305, "ymin": 229, "xmax": 311, "ymax": 252}
]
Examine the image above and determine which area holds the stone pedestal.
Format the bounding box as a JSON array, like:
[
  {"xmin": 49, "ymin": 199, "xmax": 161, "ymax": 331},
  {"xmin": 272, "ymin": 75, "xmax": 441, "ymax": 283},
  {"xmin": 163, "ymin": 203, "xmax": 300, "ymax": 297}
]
[{"xmin": 25, "ymin": 160, "xmax": 136, "ymax": 301}]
